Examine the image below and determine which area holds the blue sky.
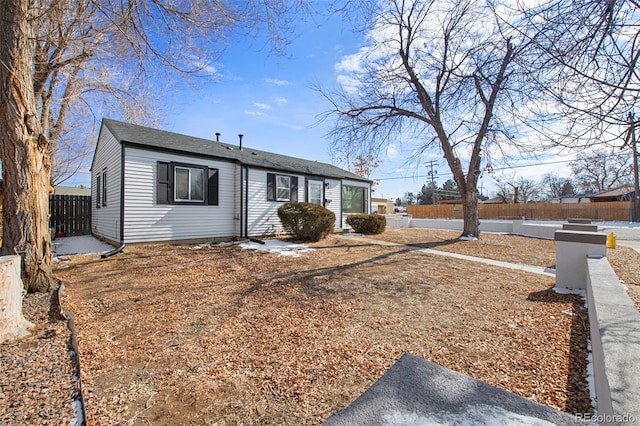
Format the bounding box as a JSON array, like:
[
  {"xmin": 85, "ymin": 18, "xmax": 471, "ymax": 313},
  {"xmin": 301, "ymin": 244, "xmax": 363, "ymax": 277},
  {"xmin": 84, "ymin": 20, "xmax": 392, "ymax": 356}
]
[{"xmin": 69, "ymin": 7, "xmax": 578, "ymax": 201}]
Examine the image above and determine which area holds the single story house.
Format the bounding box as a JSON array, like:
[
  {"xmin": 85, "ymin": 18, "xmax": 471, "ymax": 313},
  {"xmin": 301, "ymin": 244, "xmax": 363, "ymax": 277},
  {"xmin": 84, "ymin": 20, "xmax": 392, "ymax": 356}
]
[
  {"xmin": 53, "ymin": 185, "xmax": 91, "ymax": 196},
  {"xmin": 589, "ymin": 185, "xmax": 636, "ymax": 202},
  {"xmin": 91, "ymin": 119, "xmax": 372, "ymax": 245}
]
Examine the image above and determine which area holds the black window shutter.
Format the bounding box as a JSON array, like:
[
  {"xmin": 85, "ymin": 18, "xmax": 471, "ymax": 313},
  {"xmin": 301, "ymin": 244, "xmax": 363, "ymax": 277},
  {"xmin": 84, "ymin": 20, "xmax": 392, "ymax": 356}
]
[
  {"xmin": 102, "ymin": 171, "xmax": 107, "ymax": 206},
  {"xmin": 267, "ymin": 173, "xmax": 275, "ymax": 201},
  {"xmin": 157, "ymin": 162, "xmax": 170, "ymax": 204},
  {"xmin": 96, "ymin": 174, "xmax": 101, "ymax": 208},
  {"xmin": 291, "ymin": 177, "xmax": 298, "ymax": 202},
  {"xmin": 207, "ymin": 168, "xmax": 219, "ymax": 205}
]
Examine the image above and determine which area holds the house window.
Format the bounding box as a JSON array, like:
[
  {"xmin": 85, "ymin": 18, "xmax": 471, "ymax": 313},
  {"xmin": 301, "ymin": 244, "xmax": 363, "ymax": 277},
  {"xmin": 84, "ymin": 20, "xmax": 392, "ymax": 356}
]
[
  {"xmin": 174, "ymin": 166, "xmax": 204, "ymax": 202},
  {"xmin": 276, "ymin": 175, "xmax": 291, "ymax": 201},
  {"xmin": 97, "ymin": 170, "xmax": 107, "ymax": 208},
  {"xmin": 342, "ymin": 185, "xmax": 366, "ymax": 213},
  {"xmin": 267, "ymin": 173, "xmax": 298, "ymax": 202},
  {"xmin": 96, "ymin": 174, "xmax": 101, "ymax": 208},
  {"xmin": 101, "ymin": 170, "xmax": 107, "ymax": 207},
  {"xmin": 157, "ymin": 161, "xmax": 218, "ymax": 205}
]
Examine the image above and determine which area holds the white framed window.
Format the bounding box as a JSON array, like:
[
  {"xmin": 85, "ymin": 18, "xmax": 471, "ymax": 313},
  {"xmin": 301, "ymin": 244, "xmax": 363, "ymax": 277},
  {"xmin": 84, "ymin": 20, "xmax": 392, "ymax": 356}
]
[
  {"xmin": 174, "ymin": 166, "xmax": 205, "ymax": 202},
  {"xmin": 267, "ymin": 173, "xmax": 298, "ymax": 202},
  {"xmin": 276, "ymin": 175, "xmax": 291, "ymax": 201},
  {"xmin": 101, "ymin": 170, "xmax": 107, "ymax": 207},
  {"xmin": 96, "ymin": 169, "xmax": 107, "ymax": 208},
  {"xmin": 308, "ymin": 180, "xmax": 323, "ymax": 205}
]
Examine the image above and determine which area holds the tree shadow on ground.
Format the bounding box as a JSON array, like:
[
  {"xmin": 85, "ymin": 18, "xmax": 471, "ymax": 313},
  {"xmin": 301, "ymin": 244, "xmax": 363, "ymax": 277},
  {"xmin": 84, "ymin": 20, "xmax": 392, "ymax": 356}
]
[
  {"xmin": 404, "ymin": 238, "xmax": 462, "ymax": 249},
  {"xmin": 234, "ymin": 245, "xmax": 415, "ymax": 301},
  {"xmin": 527, "ymin": 287, "xmax": 591, "ymax": 415}
]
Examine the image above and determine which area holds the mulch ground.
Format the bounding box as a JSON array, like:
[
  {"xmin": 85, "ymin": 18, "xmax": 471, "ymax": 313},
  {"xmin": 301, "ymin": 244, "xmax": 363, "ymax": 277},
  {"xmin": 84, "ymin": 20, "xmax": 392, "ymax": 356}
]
[{"xmin": 2, "ymin": 227, "xmax": 639, "ymax": 425}]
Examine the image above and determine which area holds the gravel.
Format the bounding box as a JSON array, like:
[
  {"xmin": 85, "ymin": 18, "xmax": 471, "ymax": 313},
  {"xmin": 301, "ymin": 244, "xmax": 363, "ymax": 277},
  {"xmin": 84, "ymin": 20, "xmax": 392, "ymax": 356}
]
[{"xmin": 0, "ymin": 292, "xmax": 79, "ymax": 425}]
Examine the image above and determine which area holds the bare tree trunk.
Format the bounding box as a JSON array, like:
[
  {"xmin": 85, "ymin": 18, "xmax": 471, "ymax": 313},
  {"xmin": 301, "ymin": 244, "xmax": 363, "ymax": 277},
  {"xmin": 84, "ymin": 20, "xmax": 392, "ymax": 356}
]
[
  {"xmin": 461, "ymin": 190, "xmax": 480, "ymax": 237},
  {"xmin": 0, "ymin": 0, "xmax": 58, "ymax": 292}
]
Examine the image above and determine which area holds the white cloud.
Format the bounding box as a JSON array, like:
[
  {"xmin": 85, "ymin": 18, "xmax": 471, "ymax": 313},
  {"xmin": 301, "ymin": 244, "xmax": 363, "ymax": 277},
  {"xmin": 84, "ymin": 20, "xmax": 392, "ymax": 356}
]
[
  {"xmin": 336, "ymin": 74, "xmax": 361, "ymax": 96},
  {"xmin": 253, "ymin": 102, "xmax": 272, "ymax": 110},
  {"xmin": 386, "ymin": 143, "xmax": 398, "ymax": 159},
  {"xmin": 244, "ymin": 110, "xmax": 266, "ymax": 116},
  {"xmin": 275, "ymin": 97, "xmax": 288, "ymax": 106},
  {"xmin": 264, "ymin": 78, "xmax": 290, "ymax": 86},
  {"xmin": 335, "ymin": 51, "xmax": 364, "ymax": 73}
]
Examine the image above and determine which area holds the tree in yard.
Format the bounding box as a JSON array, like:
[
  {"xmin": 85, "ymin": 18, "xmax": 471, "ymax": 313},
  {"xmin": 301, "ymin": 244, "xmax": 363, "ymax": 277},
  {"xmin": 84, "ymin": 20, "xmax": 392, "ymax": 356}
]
[
  {"xmin": 417, "ymin": 182, "xmax": 437, "ymax": 205},
  {"xmin": 541, "ymin": 173, "xmax": 575, "ymax": 200},
  {"xmin": 352, "ymin": 154, "xmax": 380, "ymax": 193},
  {"xmin": 569, "ymin": 149, "xmax": 633, "ymax": 193},
  {"xmin": 404, "ymin": 192, "xmax": 416, "ymax": 206},
  {"xmin": 518, "ymin": 0, "xmax": 640, "ymax": 147},
  {"xmin": 493, "ymin": 175, "xmax": 540, "ymax": 203},
  {"xmin": 0, "ymin": 0, "xmax": 56, "ymax": 291},
  {"xmin": 0, "ymin": 0, "xmax": 305, "ymax": 292},
  {"xmin": 323, "ymin": 0, "xmax": 538, "ymax": 238}
]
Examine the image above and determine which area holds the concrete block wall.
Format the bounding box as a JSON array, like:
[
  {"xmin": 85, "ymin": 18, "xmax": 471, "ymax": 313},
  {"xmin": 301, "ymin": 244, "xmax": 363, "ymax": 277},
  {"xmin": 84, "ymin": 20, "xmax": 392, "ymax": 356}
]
[
  {"xmin": 385, "ymin": 217, "xmax": 562, "ymax": 240},
  {"xmin": 586, "ymin": 258, "xmax": 640, "ymax": 425}
]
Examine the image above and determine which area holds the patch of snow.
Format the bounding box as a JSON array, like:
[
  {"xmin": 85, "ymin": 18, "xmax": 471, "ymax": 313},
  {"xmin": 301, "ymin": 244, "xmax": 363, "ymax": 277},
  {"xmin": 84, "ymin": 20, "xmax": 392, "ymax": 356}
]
[
  {"xmin": 52, "ymin": 235, "xmax": 115, "ymax": 257},
  {"xmin": 383, "ymin": 404, "xmax": 557, "ymax": 425},
  {"xmin": 70, "ymin": 399, "xmax": 84, "ymax": 426},
  {"xmin": 239, "ymin": 240, "xmax": 314, "ymax": 257},
  {"xmin": 553, "ymin": 287, "xmax": 585, "ymax": 296},
  {"xmin": 341, "ymin": 232, "xmax": 364, "ymax": 237},
  {"xmin": 459, "ymin": 235, "xmax": 478, "ymax": 241}
]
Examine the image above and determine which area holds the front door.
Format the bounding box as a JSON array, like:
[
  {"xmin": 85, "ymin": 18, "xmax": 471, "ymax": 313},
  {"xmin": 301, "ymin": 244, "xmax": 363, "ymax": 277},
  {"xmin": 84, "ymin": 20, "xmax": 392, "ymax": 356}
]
[{"xmin": 307, "ymin": 179, "xmax": 323, "ymax": 205}]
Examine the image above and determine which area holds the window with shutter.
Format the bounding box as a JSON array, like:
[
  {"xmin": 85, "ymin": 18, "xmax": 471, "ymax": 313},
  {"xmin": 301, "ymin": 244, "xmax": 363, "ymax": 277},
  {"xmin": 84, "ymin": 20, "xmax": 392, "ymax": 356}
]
[
  {"xmin": 267, "ymin": 173, "xmax": 297, "ymax": 202},
  {"xmin": 156, "ymin": 161, "xmax": 218, "ymax": 206}
]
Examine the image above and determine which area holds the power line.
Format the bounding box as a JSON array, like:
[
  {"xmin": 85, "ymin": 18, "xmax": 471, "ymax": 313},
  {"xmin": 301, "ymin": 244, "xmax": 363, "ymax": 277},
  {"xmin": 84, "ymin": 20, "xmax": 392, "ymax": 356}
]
[{"xmin": 373, "ymin": 156, "xmax": 581, "ymax": 181}]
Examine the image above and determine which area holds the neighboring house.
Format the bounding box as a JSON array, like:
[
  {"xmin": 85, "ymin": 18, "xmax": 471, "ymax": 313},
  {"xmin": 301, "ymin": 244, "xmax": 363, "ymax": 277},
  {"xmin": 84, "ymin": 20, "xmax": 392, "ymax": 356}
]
[
  {"xmin": 589, "ymin": 185, "xmax": 636, "ymax": 202},
  {"xmin": 91, "ymin": 119, "xmax": 372, "ymax": 245},
  {"xmin": 53, "ymin": 185, "xmax": 91, "ymax": 196},
  {"xmin": 371, "ymin": 197, "xmax": 394, "ymax": 214},
  {"xmin": 549, "ymin": 194, "xmax": 592, "ymax": 203}
]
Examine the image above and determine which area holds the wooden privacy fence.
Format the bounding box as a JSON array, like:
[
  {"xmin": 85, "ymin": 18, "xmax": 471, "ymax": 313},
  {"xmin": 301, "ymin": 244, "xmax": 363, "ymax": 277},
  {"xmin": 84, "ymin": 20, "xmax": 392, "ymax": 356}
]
[
  {"xmin": 49, "ymin": 195, "xmax": 92, "ymax": 236},
  {"xmin": 408, "ymin": 201, "xmax": 633, "ymax": 222}
]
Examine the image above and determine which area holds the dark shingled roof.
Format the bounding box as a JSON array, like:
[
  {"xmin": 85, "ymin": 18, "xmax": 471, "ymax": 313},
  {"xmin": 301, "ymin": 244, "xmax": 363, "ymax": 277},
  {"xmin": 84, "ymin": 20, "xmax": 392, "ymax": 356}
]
[{"xmin": 102, "ymin": 119, "xmax": 370, "ymax": 182}]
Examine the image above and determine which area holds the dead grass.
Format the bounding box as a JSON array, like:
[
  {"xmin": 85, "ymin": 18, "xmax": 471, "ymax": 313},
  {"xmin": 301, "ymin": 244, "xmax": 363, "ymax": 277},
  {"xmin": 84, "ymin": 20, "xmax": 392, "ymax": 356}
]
[
  {"xmin": 606, "ymin": 245, "xmax": 640, "ymax": 309},
  {"xmin": 56, "ymin": 230, "xmax": 592, "ymax": 425}
]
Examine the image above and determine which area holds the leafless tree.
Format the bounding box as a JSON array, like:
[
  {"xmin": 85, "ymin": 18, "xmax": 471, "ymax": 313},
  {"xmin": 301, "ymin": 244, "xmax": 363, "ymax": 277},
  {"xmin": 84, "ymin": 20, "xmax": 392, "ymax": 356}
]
[
  {"xmin": 570, "ymin": 149, "xmax": 633, "ymax": 193},
  {"xmin": 495, "ymin": 175, "xmax": 540, "ymax": 204},
  {"xmin": 0, "ymin": 0, "xmax": 306, "ymax": 292},
  {"xmin": 541, "ymin": 173, "xmax": 576, "ymax": 200},
  {"xmin": 321, "ymin": 0, "xmax": 540, "ymax": 237},
  {"xmin": 514, "ymin": 0, "xmax": 640, "ymax": 147}
]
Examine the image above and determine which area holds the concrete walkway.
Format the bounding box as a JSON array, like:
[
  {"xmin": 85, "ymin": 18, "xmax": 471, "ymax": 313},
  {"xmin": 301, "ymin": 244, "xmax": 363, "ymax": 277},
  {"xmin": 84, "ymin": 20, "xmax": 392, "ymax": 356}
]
[
  {"xmin": 325, "ymin": 354, "xmax": 587, "ymax": 425},
  {"xmin": 336, "ymin": 234, "xmax": 555, "ymax": 277}
]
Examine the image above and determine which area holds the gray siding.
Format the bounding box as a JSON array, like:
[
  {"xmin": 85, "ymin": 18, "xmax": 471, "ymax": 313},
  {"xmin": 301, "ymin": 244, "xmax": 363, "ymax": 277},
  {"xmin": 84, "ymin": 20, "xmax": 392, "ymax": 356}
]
[
  {"xmin": 324, "ymin": 179, "xmax": 342, "ymax": 230},
  {"xmin": 92, "ymin": 128, "xmax": 122, "ymax": 242},
  {"xmin": 122, "ymin": 147, "xmax": 238, "ymax": 243},
  {"xmin": 245, "ymin": 168, "xmax": 304, "ymax": 237}
]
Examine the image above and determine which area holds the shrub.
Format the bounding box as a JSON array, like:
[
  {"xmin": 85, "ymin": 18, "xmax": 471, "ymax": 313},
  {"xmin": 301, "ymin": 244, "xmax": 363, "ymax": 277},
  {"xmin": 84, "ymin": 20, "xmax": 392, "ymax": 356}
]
[
  {"xmin": 277, "ymin": 202, "xmax": 336, "ymax": 242},
  {"xmin": 346, "ymin": 214, "xmax": 386, "ymax": 234}
]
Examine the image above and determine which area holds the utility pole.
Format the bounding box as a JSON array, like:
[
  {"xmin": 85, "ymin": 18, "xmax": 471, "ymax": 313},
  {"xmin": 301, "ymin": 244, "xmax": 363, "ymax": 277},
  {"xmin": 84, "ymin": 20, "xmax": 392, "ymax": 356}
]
[
  {"xmin": 631, "ymin": 113, "xmax": 639, "ymax": 222},
  {"xmin": 426, "ymin": 160, "xmax": 438, "ymax": 205}
]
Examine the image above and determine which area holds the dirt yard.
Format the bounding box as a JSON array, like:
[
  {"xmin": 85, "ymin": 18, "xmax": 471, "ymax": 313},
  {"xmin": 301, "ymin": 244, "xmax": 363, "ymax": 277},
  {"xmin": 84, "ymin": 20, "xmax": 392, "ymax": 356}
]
[{"xmin": 53, "ymin": 228, "xmax": 640, "ymax": 425}]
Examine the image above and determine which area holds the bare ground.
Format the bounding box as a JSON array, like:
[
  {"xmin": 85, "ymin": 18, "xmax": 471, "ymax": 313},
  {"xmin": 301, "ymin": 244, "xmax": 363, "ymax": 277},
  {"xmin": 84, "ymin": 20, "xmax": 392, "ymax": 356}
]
[{"xmin": 53, "ymin": 229, "xmax": 596, "ymax": 425}]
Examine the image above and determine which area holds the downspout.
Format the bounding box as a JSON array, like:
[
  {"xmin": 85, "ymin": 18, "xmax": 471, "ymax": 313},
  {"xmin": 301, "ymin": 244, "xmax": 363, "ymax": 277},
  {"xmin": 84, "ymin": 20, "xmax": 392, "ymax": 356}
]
[
  {"xmin": 239, "ymin": 163, "xmax": 244, "ymax": 239},
  {"xmin": 244, "ymin": 165, "xmax": 249, "ymax": 238},
  {"xmin": 103, "ymin": 143, "xmax": 126, "ymax": 258},
  {"xmin": 119, "ymin": 143, "xmax": 125, "ymax": 244}
]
